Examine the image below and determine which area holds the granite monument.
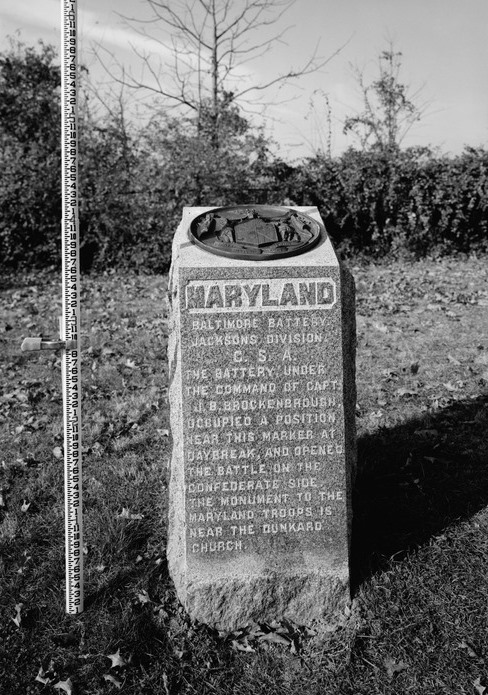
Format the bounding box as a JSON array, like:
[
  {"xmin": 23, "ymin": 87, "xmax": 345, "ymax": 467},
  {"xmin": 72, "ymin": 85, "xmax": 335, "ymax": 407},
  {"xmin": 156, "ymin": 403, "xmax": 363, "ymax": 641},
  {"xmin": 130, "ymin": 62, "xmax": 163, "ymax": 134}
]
[{"xmin": 167, "ymin": 205, "xmax": 356, "ymax": 631}]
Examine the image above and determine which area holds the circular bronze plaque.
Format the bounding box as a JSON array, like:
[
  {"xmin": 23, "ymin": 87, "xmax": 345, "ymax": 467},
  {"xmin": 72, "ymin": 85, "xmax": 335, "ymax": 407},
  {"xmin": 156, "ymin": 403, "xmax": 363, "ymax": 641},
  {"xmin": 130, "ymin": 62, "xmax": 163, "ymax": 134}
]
[{"xmin": 188, "ymin": 205, "xmax": 323, "ymax": 260}]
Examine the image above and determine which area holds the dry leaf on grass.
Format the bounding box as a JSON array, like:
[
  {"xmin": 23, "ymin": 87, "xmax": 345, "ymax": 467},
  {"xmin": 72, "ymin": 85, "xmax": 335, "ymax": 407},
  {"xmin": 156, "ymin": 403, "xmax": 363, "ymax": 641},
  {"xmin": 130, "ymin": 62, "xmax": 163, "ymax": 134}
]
[
  {"xmin": 384, "ymin": 657, "xmax": 408, "ymax": 680},
  {"xmin": 136, "ymin": 590, "xmax": 151, "ymax": 604},
  {"xmin": 231, "ymin": 639, "xmax": 255, "ymax": 653},
  {"xmin": 459, "ymin": 641, "xmax": 482, "ymax": 659},
  {"xmin": 474, "ymin": 677, "xmax": 487, "ymax": 695},
  {"xmin": 106, "ymin": 648, "xmax": 127, "ymax": 668},
  {"xmin": 117, "ymin": 508, "xmax": 144, "ymax": 520},
  {"xmin": 443, "ymin": 381, "xmax": 458, "ymax": 391},
  {"xmin": 448, "ymin": 354, "xmax": 461, "ymax": 365},
  {"xmin": 11, "ymin": 602, "xmax": 22, "ymax": 627},
  {"xmin": 258, "ymin": 632, "xmax": 291, "ymax": 646},
  {"xmin": 103, "ymin": 674, "xmax": 122, "ymax": 689},
  {"xmin": 396, "ymin": 387, "xmax": 418, "ymax": 397},
  {"xmin": 35, "ymin": 667, "xmax": 52, "ymax": 685},
  {"xmin": 53, "ymin": 679, "xmax": 74, "ymax": 695}
]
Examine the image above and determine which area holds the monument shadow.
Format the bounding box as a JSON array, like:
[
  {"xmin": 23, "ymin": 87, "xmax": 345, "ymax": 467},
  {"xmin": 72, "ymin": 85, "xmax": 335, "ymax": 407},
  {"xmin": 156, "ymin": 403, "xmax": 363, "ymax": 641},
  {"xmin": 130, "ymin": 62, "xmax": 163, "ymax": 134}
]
[{"xmin": 351, "ymin": 392, "xmax": 488, "ymax": 589}]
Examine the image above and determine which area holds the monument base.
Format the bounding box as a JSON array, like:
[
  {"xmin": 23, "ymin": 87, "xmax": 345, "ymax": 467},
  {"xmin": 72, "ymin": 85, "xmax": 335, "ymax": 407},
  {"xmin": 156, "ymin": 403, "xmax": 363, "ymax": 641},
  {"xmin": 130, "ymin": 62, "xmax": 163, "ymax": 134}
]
[{"xmin": 185, "ymin": 573, "xmax": 348, "ymax": 632}]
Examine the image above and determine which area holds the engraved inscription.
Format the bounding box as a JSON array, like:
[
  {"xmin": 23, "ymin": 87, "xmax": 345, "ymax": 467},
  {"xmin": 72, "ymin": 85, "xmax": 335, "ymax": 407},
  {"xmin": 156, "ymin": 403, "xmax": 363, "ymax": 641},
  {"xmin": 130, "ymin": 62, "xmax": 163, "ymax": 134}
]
[
  {"xmin": 186, "ymin": 278, "xmax": 336, "ymax": 313},
  {"xmin": 181, "ymin": 273, "xmax": 346, "ymax": 558}
]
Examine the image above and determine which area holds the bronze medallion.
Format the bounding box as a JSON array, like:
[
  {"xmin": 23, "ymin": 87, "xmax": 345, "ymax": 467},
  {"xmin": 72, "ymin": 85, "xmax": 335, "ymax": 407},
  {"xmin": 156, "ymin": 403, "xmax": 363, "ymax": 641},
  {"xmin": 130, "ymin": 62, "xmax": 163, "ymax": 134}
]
[{"xmin": 188, "ymin": 205, "xmax": 323, "ymax": 260}]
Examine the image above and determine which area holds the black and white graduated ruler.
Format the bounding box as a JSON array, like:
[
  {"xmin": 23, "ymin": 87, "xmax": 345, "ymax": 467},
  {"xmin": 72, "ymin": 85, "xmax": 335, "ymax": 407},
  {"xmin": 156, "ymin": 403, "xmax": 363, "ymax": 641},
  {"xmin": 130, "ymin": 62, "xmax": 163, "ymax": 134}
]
[{"xmin": 21, "ymin": 0, "xmax": 83, "ymax": 614}]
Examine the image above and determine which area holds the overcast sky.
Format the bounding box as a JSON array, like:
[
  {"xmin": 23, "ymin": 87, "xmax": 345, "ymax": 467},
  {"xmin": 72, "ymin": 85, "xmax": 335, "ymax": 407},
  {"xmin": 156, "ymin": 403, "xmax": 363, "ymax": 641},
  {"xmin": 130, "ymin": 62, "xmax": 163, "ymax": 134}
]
[{"xmin": 1, "ymin": 0, "xmax": 487, "ymax": 160}]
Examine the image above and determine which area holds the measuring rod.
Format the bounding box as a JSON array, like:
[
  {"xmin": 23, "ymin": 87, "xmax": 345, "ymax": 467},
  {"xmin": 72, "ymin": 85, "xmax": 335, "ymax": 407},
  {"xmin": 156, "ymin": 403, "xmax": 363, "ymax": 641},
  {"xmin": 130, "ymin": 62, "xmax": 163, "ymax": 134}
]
[
  {"xmin": 61, "ymin": 0, "xmax": 83, "ymax": 615},
  {"xmin": 22, "ymin": 0, "xmax": 83, "ymax": 614}
]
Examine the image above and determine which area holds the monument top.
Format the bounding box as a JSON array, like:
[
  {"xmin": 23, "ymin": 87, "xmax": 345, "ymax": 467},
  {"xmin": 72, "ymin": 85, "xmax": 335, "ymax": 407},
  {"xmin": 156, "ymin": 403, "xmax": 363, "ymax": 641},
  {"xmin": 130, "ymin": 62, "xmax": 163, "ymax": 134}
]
[
  {"xmin": 172, "ymin": 206, "xmax": 339, "ymax": 270},
  {"xmin": 188, "ymin": 205, "xmax": 323, "ymax": 261}
]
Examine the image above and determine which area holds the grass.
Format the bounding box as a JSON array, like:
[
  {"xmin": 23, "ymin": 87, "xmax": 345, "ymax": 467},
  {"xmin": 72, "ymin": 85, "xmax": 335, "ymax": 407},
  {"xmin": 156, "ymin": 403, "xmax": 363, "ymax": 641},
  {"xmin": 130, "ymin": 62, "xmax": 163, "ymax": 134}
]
[{"xmin": 0, "ymin": 257, "xmax": 487, "ymax": 694}]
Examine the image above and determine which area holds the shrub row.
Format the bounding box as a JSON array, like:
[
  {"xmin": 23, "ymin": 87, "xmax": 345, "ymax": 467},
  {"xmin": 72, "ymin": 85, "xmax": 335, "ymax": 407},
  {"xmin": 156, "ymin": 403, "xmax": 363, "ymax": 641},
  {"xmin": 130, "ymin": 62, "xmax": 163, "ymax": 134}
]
[
  {"xmin": 2, "ymin": 40, "xmax": 487, "ymax": 272},
  {"xmin": 2, "ymin": 138, "xmax": 487, "ymax": 273},
  {"xmin": 281, "ymin": 147, "xmax": 488, "ymax": 259}
]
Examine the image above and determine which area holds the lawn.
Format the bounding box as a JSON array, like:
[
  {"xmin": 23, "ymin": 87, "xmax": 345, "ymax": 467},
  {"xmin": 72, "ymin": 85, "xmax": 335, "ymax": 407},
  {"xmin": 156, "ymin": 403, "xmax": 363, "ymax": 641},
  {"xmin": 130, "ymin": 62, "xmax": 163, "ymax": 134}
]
[{"xmin": 1, "ymin": 257, "xmax": 487, "ymax": 694}]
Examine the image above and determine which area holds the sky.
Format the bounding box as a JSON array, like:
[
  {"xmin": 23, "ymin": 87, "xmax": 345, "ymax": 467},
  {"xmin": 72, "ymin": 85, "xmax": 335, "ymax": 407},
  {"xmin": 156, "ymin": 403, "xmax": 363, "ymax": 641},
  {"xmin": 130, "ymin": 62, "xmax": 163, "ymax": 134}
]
[{"xmin": 1, "ymin": 0, "xmax": 487, "ymax": 160}]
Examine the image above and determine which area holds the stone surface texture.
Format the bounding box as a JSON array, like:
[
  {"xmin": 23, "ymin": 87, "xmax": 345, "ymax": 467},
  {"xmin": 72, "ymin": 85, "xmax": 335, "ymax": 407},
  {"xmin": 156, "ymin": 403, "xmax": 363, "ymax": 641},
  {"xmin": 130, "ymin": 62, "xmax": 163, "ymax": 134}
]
[{"xmin": 167, "ymin": 206, "xmax": 356, "ymax": 631}]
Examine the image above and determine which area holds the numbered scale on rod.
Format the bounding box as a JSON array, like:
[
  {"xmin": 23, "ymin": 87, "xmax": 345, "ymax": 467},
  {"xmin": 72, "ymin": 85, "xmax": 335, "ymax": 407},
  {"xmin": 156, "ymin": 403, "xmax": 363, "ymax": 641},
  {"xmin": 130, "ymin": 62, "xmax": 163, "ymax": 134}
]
[
  {"xmin": 21, "ymin": 0, "xmax": 84, "ymax": 614},
  {"xmin": 61, "ymin": 0, "xmax": 83, "ymax": 616}
]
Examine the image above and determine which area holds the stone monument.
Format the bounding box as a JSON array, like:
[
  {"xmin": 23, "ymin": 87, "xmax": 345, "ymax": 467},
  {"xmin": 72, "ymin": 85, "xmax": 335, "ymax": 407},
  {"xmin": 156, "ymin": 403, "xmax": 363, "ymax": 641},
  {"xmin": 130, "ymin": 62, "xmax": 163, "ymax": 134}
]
[{"xmin": 167, "ymin": 205, "xmax": 356, "ymax": 631}]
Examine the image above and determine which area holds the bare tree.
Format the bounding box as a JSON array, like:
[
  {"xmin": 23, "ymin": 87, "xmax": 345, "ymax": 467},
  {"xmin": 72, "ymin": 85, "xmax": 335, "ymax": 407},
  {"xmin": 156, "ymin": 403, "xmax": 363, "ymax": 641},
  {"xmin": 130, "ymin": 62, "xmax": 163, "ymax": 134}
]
[
  {"xmin": 302, "ymin": 89, "xmax": 333, "ymax": 158},
  {"xmin": 94, "ymin": 0, "xmax": 346, "ymax": 149},
  {"xmin": 344, "ymin": 44, "xmax": 427, "ymax": 153}
]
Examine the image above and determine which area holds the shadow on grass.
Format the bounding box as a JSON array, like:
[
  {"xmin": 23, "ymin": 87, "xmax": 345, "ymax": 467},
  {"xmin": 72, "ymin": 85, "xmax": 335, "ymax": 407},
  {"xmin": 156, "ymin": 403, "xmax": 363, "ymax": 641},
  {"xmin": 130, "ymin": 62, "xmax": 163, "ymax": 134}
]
[{"xmin": 351, "ymin": 393, "xmax": 488, "ymax": 589}]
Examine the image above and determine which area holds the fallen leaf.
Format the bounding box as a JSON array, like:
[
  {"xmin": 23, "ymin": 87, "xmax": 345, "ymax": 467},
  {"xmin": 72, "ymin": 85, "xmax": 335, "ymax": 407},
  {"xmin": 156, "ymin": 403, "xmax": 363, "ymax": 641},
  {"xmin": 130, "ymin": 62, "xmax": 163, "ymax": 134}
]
[
  {"xmin": 136, "ymin": 590, "xmax": 151, "ymax": 604},
  {"xmin": 103, "ymin": 673, "xmax": 122, "ymax": 689},
  {"xmin": 35, "ymin": 667, "xmax": 51, "ymax": 685},
  {"xmin": 385, "ymin": 657, "xmax": 408, "ymax": 680},
  {"xmin": 443, "ymin": 381, "xmax": 458, "ymax": 391},
  {"xmin": 12, "ymin": 603, "xmax": 23, "ymax": 627},
  {"xmin": 117, "ymin": 508, "xmax": 144, "ymax": 520},
  {"xmin": 459, "ymin": 641, "xmax": 480, "ymax": 659},
  {"xmin": 53, "ymin": 679, "xmax": 73, "ymax": 695},
  {"xmin": 231, "ymin": 639, "xmax": 255, "ymax": 653},
  {"xmin": 21, "ymin": 500, "xmax": 31, "ymax": 513},
  {"xmin": 396, "ymin": 387, "xmax": 418, "ymax": 397},
  {"xmin": 106, "ymin": 648, "xmax": 126, "ymax": 668},
  {"xmin": 247, "ymin": 624, "xmax": 265, "ymax": 639},
  {"xmin": 474, "ymin": 677, "xmax": 487, "ymax": 695},
  {"xmin": 155, "ymin": 606, "xmax": 169, "ymax": 620},
  {"xmin": 258, "ymin": 632, "xmax": 291, "ymax": 646}
]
